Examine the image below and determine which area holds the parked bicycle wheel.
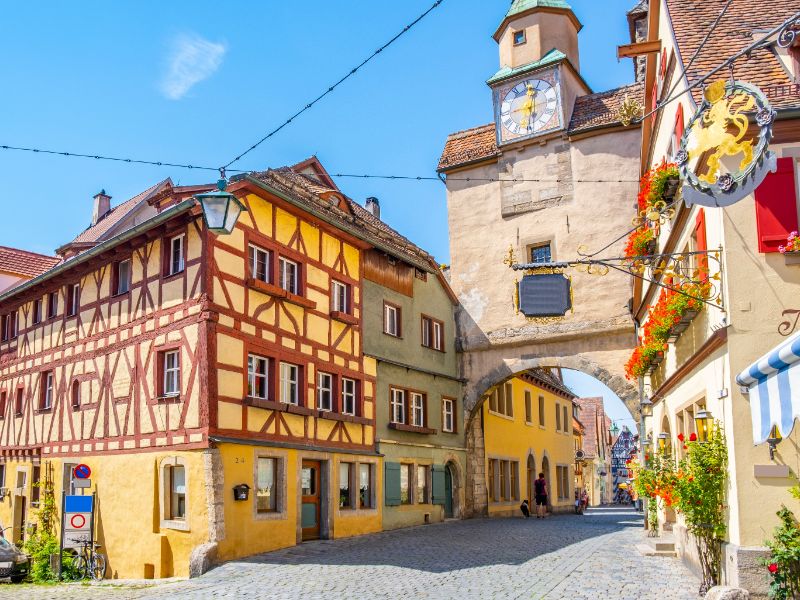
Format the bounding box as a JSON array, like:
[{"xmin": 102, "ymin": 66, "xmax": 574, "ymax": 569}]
[
  {"xmin": 90, "ymin": 553, "xmax": 106, "ymax": 581},
  {"xmin": 71, "ymin": 555, "xmax": 89, "ymax": 580}
]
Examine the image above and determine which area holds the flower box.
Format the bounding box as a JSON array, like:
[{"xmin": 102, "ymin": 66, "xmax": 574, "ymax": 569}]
[
  {"xmin": 661, "ymin": 176, "xmax": 680, "ymax": 203},
  {"xmin": 784, "ymin": 251, "xmax": 800, "ymax": 266}
]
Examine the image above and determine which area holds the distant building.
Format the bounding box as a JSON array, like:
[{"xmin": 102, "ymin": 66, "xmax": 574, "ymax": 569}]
[{"xmin": 574, "ymin": 397, "xmax": 613, "ymax": 506}]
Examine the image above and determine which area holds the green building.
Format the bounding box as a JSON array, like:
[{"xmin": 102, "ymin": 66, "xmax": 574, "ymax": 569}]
[{"xmin": 360, "ymin": 206, "xmax": 466, "ymax": 529}]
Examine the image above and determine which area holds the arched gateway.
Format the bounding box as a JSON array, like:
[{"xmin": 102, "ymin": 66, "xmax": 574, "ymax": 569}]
[{"xmin": 438, "ymin": 1, "xmax": 643, "ymax": 516}]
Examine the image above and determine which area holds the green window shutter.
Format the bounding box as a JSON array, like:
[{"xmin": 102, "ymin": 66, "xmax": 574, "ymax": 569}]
[
  {"xmin": 431, "ymin": 465, "xmax": 446, "ymax": 505},
  {"xmin": 384, "ymin": 462, "xmax": 401, "ymax": 506}
]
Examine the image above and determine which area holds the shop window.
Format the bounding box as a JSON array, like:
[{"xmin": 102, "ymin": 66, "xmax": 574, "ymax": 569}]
[
  {"xmin": 248, "ymin": 353, "xmax": 270, "ymax": 400},
  {"xmin": 256, "ymin": 457, "xmax": 278, "ymax": 513},
  {"xmin": 339, "ymin": 462, "xmax": 353, "ymax": 509},
  {"xmin": 359, "ymin": 463, "xmax": 373, "ymax": 508},
  {"xmin": 113, "ymin": 258, "xmax": 131, "ymax": 296},
  {"xmin": 317, "ymin": 372, "xmax": 333, "ymax": 411},
  {"xmin": 249, "ymin": 244, "xmax": 272, "ymax": 283},
  {"xmin": 400, "ymin": 463, "xmax": 412, "ymax": 504},
  {"xmin": 66, "ymin": 283, "xmax": 80, "ymax": 317},
  {"xmin": 341, "ymin": 377, "xmax": 357, "ymax": 416},
  {"xmin": 416, "ymin": 465, "xmax": 430, "ymax": 504},
  {"xmin": 279, "ymin": 362, "xmax": 300, "ymax": 405}
]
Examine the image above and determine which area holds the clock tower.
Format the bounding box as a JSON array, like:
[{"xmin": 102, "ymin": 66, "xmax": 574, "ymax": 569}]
[{"xmin": 489, "ymin": 0, "xmax": 584, "ymax": 146}]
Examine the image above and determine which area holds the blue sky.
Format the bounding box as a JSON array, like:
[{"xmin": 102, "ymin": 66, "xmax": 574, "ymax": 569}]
[
  {"xmin": 1, "ymin": 0, "xmax": 637, "ymax": 261},
  {"xmin": 562, "ymin": 370, "xmax": 636, "ymax": 433},
  {"xmin": 1, "ymin": 1, "xmax": 637, "ymax": 412}
]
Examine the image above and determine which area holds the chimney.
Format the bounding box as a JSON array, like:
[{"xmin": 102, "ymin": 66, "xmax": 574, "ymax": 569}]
[
  {"xmin": 92, "ymin": 190, "xmax": 112, "ymax": 226},
  {"xmin": 365, "ymin": 197, "xmax": 381, "ymax": 219}
]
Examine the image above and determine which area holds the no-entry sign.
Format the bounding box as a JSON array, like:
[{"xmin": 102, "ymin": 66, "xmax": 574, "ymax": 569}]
[{"xmin": 74, "ymin": 464, "xmax": 91, "ymax": 479}]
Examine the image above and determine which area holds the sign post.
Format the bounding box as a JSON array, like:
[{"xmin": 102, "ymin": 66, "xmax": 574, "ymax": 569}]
[{"xmin": 62, "ymin": 494, "xmax": 94, "ymax": 550}]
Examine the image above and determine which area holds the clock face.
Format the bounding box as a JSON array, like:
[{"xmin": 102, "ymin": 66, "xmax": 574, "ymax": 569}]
[{"xmin": 499, "ymin": 79, "xmax": 559, "ymax": 137}]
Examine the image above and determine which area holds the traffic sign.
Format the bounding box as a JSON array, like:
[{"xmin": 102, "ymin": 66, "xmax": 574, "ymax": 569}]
[
  {"xmin": 74, "ymin": 464, "xmax": 91, "ymax": 479},
  {"xmin": 63, "ymin": 495, "xmax": 93, "ymax": 550},
  {"xmin": 73, "ymin": 478, "xmax": 91, "ymax": 489}
]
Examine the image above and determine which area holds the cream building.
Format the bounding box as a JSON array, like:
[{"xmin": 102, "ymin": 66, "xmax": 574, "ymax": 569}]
[
  {"xmin": 631, "ymin": 0, "xmax": 800, "ymax": 595},
  {"xmin": 437, "ymin": 0, "xmax": 644, "ymax": 515}
]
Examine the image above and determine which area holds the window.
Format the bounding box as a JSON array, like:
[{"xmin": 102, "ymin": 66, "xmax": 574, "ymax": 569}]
[
  {"xmin": 489, "ymin": 383, "xmax": 514, "ymax": 418},
  {"xmin": 555, "ymin": 403, "xmax": 561, "ymax": 432},
  {"xmin": 69, "ymin": 380, "xmax": 80, "ymax": 410},
  {"xmin": 400, "ymin": 464, "xmax": 412, "ymax": 504},
  {"xmin": 488, "ymin": 459, "xmax": 497, "ymax": 502},
  {"xmin": 499, "ymin": 460, "xmax": 509, "ymax": 500},
  {"xmin": 32, "ymin": 466, "xmax": 41, "ymax": 506},
  {"xmin": 359, "ymin": 463, "xmax": 373, "ymax": 508},
  {"xmin": 47, "ymin": 292, "xmax": 58, "ymax": 319},
  {"xmin": 248, "ymin": 354, "xmax": 270, "ymax": 400},
  {"xmin": 421, "ymin": 316, "xmax": 444, "ymax": 351},
  {"xmin": 341, "ymin": 378, "xmax": 356, "ymax": 416},
  {"xmin": 168, "ymin": 464, "xmax": 186, "ymax": 520},
  {"xmin": 556, "ymin": 466, "xmax": 570, "ymax": 500},
  {"xmin": 513, "ymin": 29, "xmax": 526, "ymax": 45},
  {"xmin": 40, "ymin": 371, "xmax": 54, "ymax": 410},
  {"xmin": 530, "ymin": 243, "xmax": 552, "ymax": 264},
  {"xmin": 0, "ymin": 464, "xmax": 4, "ymax": 488},
  {"xmin": 66, "ymin": 284, "xmax": 80, "ymax": 317},
  {"xmin": 256, "ymin": 457, "xmax": 277, "ymax": 513},
  {"xmin": 278, "ymin": 257, "xmax": 299, "ymax": 295},
  {"xmin": 525, "ymin": 391, "xmax": 532, "ymax": 423},
  {"xmin": 511, "ymin": 461, "xmax": 519, "ymax": 501},
  {"xmin": 113, "ymin": 259, "xmax": 131, "ymax": 295},
  {"xmin": 0, "ymin": 313, "xmax": 15, "ymax": 342},
  {"xmin": 14, "ymin": 389, "xmax": 22, "ymax": 416},
  {"xmin": 539, "ymin": 396, "xmax": 545, "ymax": 426},
  {"xmin": 162, "ymin": 351, "xmax": 181, "ymax": 397},
  {"xmin": 33, "ymin": 298, "xmax": 43, "ymax": 324},
  {"xmin": 339, "ymin": 462, "xmax": 353, "ymax": 509},
  {"xmin": 317, "ymin": 372, "xmax": 333, "ymax": 411},
  {"xmin": 249, "ymin": 244, "xmax": 271, "ymax": 283},
  {"xmin": 167, "ymin": 234, "xmax": 185, "ymax": 276},
  {"xmin": 0, "ymin": 391, "xmax": 5, "ymax": 418},
  {"xmin": 442, "ymin": 398, "xmax": 455, "ymax": 433},
  {"xmin": 411, "ymin": 392, "xmax": 425, "ymax": 427},
  {"xmin": 416, "ymin": 465, "xmax": 429, "ymax": 504},
  {"xmin": 563, "ymin": 405, "xmax": 569, "ymax": 434},
  {"xmin": 384, "ymin": 302, "xmax": 400, "ymax": 337},
  {"xmin": 331, "ymin": 280, "xmax": 349, "ymax": 314},
  {"xmin": 390, "ymin": 388, "xmax": 406, "ymax": 424},
  {"xmin": 279, "ymin": 362, "xmax": 299, "ymax": 405}
]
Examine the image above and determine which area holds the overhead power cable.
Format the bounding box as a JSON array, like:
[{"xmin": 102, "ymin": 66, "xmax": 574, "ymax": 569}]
[
  {"xmin": 220, "ymin": 0, "xmax": 446, "ymax": 170},
  {"xmin": 332, "ymin": 173, "xmax": 640, "ymax": 184}
]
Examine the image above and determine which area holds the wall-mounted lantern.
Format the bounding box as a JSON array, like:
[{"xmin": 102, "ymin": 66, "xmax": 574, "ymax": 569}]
[
  {"xmin": 767, "ymin": 425, "xmax": 782, "ymax": 460},
  {"xmin": 233, "ymin": 483, "xmax": 250, "ymax": 501},
  {"xmin": 693, "ymin": 409, "xmax": 714, "ymax": 443},
  {"xmin": 657, "ymin": 432, "xmax": 670, "ymax": 455},
  {"xmin": 640, "ymin": 396, "xmax": 653, "ymax": 418}
]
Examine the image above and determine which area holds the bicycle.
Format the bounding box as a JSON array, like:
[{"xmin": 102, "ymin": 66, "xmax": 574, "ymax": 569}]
[{"xmin": 68, "ymin": 538, "xmax": 106, "ymax": 581}]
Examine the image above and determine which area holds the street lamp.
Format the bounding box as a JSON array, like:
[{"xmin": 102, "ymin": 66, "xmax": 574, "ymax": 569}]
[
  {"xmin": 657, "ymin": 432, "xmax": 670, "ymax": 455},
  {"xmin": 640, "ymin": 396, "xmax": 653, "ymax": 417},
  {"xmin": 767, "ymin": 425, "xmax": 782, "ymax": 460},
  {"xmin": 610, "ymin": 422, "xmax": 620, "ymax": 437},
  {"xmin": 693, "ymin": 409, "xmax": 714, "ymax": 443},
  {"xmin": 195, "ymin": 178, "xmax": 247, "ymax": 235}
]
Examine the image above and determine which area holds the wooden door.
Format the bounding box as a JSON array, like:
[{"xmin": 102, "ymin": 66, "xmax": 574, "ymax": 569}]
[
  {"xmin": 444, "ymin": 466, "xmax": 453, "ymax": 519},
  {"xmin": 301, "ymin": 460, "xmax": 321, "ymax": 541}
]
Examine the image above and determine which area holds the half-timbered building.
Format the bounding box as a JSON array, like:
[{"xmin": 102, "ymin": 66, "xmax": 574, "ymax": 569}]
[{"xmin": 0, "ymin": 157, "xmax": 444, "ymax": 578}]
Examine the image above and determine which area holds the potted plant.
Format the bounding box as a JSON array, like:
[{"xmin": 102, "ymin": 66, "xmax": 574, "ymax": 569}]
[
  {"xmin": 780, "ymin": 231, "xmax": 800, "ymax": 265},
  {"xmin": 625, "ymin": 226, "xmax": 656, "ymax": 260}
]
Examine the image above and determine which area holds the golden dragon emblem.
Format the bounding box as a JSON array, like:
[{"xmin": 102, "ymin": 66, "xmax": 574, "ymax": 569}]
[{"xmin": 686, "ymin": 80, "xmax": 756, "ymax": 185}]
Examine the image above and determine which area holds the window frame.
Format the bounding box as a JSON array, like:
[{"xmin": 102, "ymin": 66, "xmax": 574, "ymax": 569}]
[
  {"xmin": 442, "ymin": 397, "xmax": 456, "ymax": 433},
  {"xmin": 513, "ymin": 29, "xmax": 526, "ymax": 45},
  {"xmin": 400, "ymin": 463, "xmax": 413, "ymax": 505},
  {"xmin": 253, "ymin": 450, "xmax": 287, "ymax": 520},
  {"xmin": 331, "ymin": 279, "xmax": 350, "ymax": 315},
  {"xmin": 279, "ymin": 361, "xmax": 301, "ymax": 406},
  {"xmin": 358, "ymin": 462, "xmax": 374, "ymax": 509},
  {"xmin": 390, "ymin": 387, "xmax": 406, "ymax": 424},
  {"xmin": 0, "ymin": 312, "xmax": 17, "ymax": 342},
  {"xmin": 341, "ymin": 377, "xmax": 357, "ymax": 416},
  {"xmin": 420, "ymin": 315, "xmax": 445, "ymax": 351},
  {"xmin": 14, "ymin": 388, "xmax": 23, "ymax": 416},
  {"xmin": 339, "ymin": 461, "xmax": 354, "ymax": 510},
  {"xmin": 47, "ymin": 291, "xmax": 58, "ymax": 320},
  {"xmin": 33, "ymin": 298, "xmax": 43, "ymax": 325},
  {"xmin": 410, "ymin": 392, "xmax": 425, "ymax": 428},
  {"xmin": 70, "ymin": 380, "xmax": 81, "ymax": 410},
  {"xmin": 66, "ymin": 283, "xmax": 80, "ymax": 317},
  {"xmin": 416, "ymin": 464, "xmax": 430, "ymax": 504},
  {"xmin": 278, "ymin": 256, "xmax": 300, "ymax": 296},
  {"xmin": 317, "ymin": 371, "xmax": 333, "ymax": 412},
  {"xmin": 165, "ymin": 233, "xmax": 186, "ymax": 277},
  {"xmin": 40, "ymin": 371, "xmax": 54, "ymax": 411},
  {"xmin": 525, "ymin": 390, "xmax": 533, "ymax": 424},
  {"xmin": 248, "ymin": 243, "xmax": 272, "ymax": 284},
  {"xmin": 247, "ymin": 353, "xmax": 272, "ymax": 401},
  {"xmin": 113, "ymin": 258, "xmax": 132, "ymax": 296},
  {"xmin": 538, "ymin": 395, "xmax": 546, "ymax": 427},
  {"xmin": 0, "ymin": 390, "xmax": 6, "ymax": 419},
  {"xmin": 383, "ymin": 301, "xmax": 401, "ymax": 337},
  {"xmin": 529, "ymin": 242, "xmax": 552, "ymax": 264},
  {"xmin": 161, "ymin": 350, "xmax": 181, "ymax": 398},
  {"xmin": 159, "ymin": 456, "xmax": 190, "ymax": 531}
]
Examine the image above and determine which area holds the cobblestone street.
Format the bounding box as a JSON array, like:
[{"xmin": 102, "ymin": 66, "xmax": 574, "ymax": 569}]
[{"xmin": 0, "ymin": 507, "xmax": 700, "ymax": 599}]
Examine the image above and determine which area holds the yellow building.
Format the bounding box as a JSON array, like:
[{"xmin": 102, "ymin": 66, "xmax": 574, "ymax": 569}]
[
  {"xmin": 482, "ymin": 368, "xmax": 577, "ymax": 516},
  {"xmin": 0, "ymin": 157, "xmax": 440, "ymax": 578}
]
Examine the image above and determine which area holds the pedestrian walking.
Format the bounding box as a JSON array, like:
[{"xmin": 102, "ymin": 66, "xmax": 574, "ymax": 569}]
[
  {"xmin": 520, "ymin": 499, "xmax": 530, "ymax": 518},
  {"xmin": 534, "ymin": 473, "xmax": 548, "ymax": 518}
]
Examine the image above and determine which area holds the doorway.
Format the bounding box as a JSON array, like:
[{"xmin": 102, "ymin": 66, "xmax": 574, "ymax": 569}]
[
  {"xmin": 527, "ymin": 455, "xmax": 535, "ymax": 503},
  {"xmin": 301, "ymin": 460, "xmax": 322, "ymax": 541},
  {"xmin": 540, "ymin": 456, "xmax": 551, "ymax": 512},
  {"xmin": 444, "ymin": 465, "xmax": 454, "ymax": 518}
]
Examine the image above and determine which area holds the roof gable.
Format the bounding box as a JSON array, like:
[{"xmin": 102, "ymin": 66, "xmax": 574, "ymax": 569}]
[{"xmin": 0, "ymin": 246, "xmax": 60, "ymax": 279}]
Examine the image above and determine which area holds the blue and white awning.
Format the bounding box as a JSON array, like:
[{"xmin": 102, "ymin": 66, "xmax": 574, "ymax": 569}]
[{"xmin": 736, "ymin": 331, "xmax": 800, "ymax": 445}]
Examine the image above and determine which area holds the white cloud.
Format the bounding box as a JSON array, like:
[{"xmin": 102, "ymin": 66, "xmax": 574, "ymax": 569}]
[{"xmin": 160, "ymin": 34, "xmax": 226, "ymax": 100}]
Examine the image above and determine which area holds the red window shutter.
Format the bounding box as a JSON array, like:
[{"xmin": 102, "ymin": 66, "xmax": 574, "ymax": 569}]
[
  {"xmin": 674, "ymin": 103, "xmax": 685, "ymax": 143},
  {"xmin": 755, "ymin": 157, "xmax": 799, "ymax": 253},
  {"xmin": 650, "ymin": 84, "xmax": 659, "ymax": 126},
  {"xmin": 694, "ymin": 208, "xmax": 708, "ymax": 280}
]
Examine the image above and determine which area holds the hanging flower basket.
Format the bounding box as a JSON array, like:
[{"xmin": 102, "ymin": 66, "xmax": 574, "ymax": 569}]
[
  {"xmin": 661, "ymin": 176, "xmax": 681, "ymax": 203},
  {"xmin": 784, "ymin": 251, "xmax": 800, "ymax": 266}
]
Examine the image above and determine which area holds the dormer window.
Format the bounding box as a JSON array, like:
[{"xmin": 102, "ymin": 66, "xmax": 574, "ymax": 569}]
[{"xmin": 513, "ymin": 30, "xmax": 526, "ymax": 46}]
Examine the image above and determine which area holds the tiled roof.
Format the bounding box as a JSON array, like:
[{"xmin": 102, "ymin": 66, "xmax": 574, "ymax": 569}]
[
  {"xmin": 65, "ymin": 180, "xmax": 170, "ymax": 247},
  {"xmin": 526, "ymin": 367, "xmax": 576, "ymax": 399},
  {"xmin": 507, "ymin": 0, "xmax": 572, "ymax": 17},
  {"xmin": 247, "ymin": 168, "xmax": 436, "ymax": 268},
  {"xmin": 568, "ymin": 82, "xmax": 644, "ymax": 134},
  {"xmin": 487, "ymin": 49, "xmax": 567, "ymax": 85},
  {"xmin": 437, "ymin": 124, "xmax": 497, "ymax": 172},
  {"xmin": 0, "ymin": 246, "xmax": 60, "ymax": 278},
  {"xmin": 667, "ymin": 0, "xmax": 799, "ymax": 110}
]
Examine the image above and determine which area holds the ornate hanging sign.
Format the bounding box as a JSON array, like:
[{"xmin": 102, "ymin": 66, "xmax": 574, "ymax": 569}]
[
  {"xmin": 676, "ymin": 80, "xmax": 776, "ymax": 207},
  {"xmin": 516, "ymin": 273, "xmax": 573, "ymax": 318}
]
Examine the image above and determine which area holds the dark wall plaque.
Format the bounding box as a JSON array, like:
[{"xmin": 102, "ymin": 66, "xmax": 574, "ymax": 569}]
[{"xmin": 518, "ymin": 273, "xmax": 572, "ymax": 317}]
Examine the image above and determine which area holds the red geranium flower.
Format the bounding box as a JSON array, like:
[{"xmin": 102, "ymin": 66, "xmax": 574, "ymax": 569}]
[
  {"xmin": 769, "ymin": 563, "xmax": 779, "ymax": 574},
  {"xmin": 683, "ymin": 445, "xmax": 688, "ymax": 450},
  {"xmin": 677, "ymin": 433, "xmax": 685, "ymax": 442},
  {"xmin": 689, "ymin": 432, "xmax": 697, "ymax": 442}
]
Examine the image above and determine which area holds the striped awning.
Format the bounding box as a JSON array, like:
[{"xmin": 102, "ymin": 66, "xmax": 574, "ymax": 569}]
[{"xmin": 736, "ymin": 331, "xmax": 800, "ymax": 444}]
